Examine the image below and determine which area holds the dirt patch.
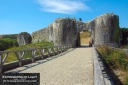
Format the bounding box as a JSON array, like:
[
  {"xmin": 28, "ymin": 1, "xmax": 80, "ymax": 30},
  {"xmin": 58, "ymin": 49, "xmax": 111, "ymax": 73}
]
[
  {"xmin": 81, "ymin": 37, "xmax": 91, "ymax": 45},
  {"xmin": 112, "ymin": 68, "xmax": 128, "ymax": 84},
  {"xmin": 80, "ymin": 31, "xmax": 91, "ymax": 45}
]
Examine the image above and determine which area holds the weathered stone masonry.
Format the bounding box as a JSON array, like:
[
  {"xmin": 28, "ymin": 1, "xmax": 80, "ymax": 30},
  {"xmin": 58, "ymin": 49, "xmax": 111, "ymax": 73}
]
[{"xmin": 31, "ymin": 13, "xmax": 120, "ymax": 47}]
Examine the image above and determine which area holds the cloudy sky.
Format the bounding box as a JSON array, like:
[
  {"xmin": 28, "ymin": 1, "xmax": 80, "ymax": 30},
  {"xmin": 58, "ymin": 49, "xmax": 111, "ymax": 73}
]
[{"xmin": 0, "ymin": 0, "xmax": 128, "ymax": 34}]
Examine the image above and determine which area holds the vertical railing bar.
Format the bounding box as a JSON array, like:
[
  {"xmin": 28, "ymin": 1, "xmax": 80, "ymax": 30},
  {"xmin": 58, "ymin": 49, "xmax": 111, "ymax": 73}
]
[
  {"xmin": 34, "ymin": 50, "xmax": 36, "ymax": 55},
  {"xmin": 15, "ymin": 52, "xmax": 20, "ymax": 61},
  {"xmin": 58, "ymin": 47, "xmax": 59, "ymax": 54},
  {"xmin": 2, "ymin": 53, "xmax": 9, "ymax": 64},
  {"xmin": 40, "ymin": 48, "xmax": 44, "ymax": 59},
  {"xmin": 61, "ymin": 46, "xmax": 63, "ymax": 53},
  {"xmin": 21, "ymin": 51, "xmax": 25, "ymax": 59},
  {"xmin": 15, "ymin": 51, "xmax": 23, "ymax": 67},
  {"xmin": 0, "ymin": 54, "xmax": 3, "ymax": 73},
  {"xmin": 31, "ymin": 50, "xmax": 35, "ymax": 63},
  {"xmin": 19, "ymin": 51, "xmax": 23, "ymax": 66},
  {"xmin": 47, "ymin": 48, "xmax": 50, "ymax": 57},
  {"xmin": 52, "ymin": 47, "xmax": 55, "ymax": 56}
]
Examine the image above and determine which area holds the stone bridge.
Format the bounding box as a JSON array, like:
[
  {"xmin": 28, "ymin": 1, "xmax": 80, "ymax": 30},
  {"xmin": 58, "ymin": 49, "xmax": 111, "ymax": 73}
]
[
  {"xmin": 0, "ymin": 13, "xmax": 120, "ymax": 85},
  {"xmin": 0, "ymin": 45, "xmax": 113, "ymax": 85}
]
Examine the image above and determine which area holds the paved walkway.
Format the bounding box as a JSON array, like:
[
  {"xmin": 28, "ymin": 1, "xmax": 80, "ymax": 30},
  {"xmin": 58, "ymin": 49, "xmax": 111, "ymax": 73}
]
[{"xmin": 6, "ymin": 46, "xmax": 94, "ymax": 85}]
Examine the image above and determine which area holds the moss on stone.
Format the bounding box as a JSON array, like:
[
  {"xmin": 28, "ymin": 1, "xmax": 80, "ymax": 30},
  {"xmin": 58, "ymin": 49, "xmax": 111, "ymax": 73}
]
[{"xmin": 113, "ymin": 17, "xmax": 121, "ymax": 43}]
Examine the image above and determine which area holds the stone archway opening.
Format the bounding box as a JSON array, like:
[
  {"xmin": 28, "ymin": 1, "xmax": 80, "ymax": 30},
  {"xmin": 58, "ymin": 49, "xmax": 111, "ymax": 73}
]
[{"xmin": 80, "ymin": 30, "xmax": 91, "ymax": 46}]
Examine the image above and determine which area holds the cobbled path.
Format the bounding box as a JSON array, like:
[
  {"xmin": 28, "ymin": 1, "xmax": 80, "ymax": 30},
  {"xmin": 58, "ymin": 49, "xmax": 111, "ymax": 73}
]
[{"xmin": 6, "ymin": 46, "xmax": 94, "ymax": 85}]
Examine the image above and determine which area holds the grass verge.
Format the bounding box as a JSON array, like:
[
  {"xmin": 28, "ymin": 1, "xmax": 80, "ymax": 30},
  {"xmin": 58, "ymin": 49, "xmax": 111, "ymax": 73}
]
[{"xmin": 97, "ymin": 46, "xmax": 128, "ymax": 84}]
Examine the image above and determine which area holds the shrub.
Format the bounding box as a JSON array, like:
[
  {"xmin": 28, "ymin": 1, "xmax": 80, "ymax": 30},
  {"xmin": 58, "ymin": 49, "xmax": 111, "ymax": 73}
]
[
  {"xmin": 97, "ymin": 46, "xmax": 128, "ymax": 70},
  {"xmin": 0, "ymin": 38, "xmax": 18, "ymax": 51}
]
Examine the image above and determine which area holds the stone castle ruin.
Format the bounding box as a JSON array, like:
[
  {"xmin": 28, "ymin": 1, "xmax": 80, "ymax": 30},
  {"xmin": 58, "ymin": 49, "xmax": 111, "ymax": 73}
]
[{"xmin": 31, "ymin": 13, "xmax": 120, "ymax": 47}]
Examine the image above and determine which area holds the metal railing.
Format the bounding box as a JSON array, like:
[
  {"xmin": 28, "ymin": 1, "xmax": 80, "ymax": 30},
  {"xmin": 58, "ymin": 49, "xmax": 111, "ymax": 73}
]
[{"xmin": 0, "ymin": 45, "xmax": 71, "ymax": 73}]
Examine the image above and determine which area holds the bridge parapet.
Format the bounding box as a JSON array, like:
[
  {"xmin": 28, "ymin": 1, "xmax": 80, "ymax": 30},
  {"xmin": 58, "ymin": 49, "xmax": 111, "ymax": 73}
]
[
  {"xmin": 93, "ymin": 46, "xmax": 113, "ymax": 85},
  {"xmin": 0, "ymin": 45, "xmax": 71, "ymax": 73}
]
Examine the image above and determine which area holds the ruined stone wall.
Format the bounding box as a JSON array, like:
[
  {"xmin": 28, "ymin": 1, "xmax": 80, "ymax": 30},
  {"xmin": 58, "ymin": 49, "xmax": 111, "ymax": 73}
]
[
  {"xmin": 32, "ymin": 18, "xmax": 82, "ymax": 47},
  {"xmin": 32, "ymin": 28, "xmax": 48, "ymax": 43},
  {"xmin": 32, "ymin": 23, "xmax": 54, "ymax": 43},
  {"xmin": 31, "ymin": 13, "xmax": 120, "ymax": 47},
  {"xmin": 17, "ymin": 32, "xmax": 32, "ymax": 46},
  {"xmin": 53, "ymin": 18, "xmax": 79, "ymax": 47},
  {"xmin": 86, "ymin": 13, "xmax": 119, "ymax": 47}
]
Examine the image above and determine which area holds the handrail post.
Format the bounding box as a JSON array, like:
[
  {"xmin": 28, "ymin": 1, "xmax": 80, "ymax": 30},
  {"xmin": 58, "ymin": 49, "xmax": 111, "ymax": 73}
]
[
  {"xmin": 31, "ymin": 50, "xmax": 36, "ymax": 63},
  {"xmin": 60, "ymin": 46, "xmax": 62, "ymax": 53},
  {"xmin": 15, "ymin": 51, "xmax": 24, "ymax": 67},
  {"xmin": 62, "ymin": 46, "xmax": 64, "ymax": 52},
  {"xmin": 52, "ymin": 47, "xmax": 55, "ymax": 56},
  {"xmin": 57, "ymin": 47, "xmax": 60, "ymax": 54},
  {"xmin": 47, "ymin": 48, "xmax": 50, "ymax": 57},
  {"xmin": 0, "ymin": 54, "xmax": 3, "ymax": 73},
  {"xmin": 40, "ymin": 48, "xmax": 44, "ymax": 59},
  {"xmin": 63, "ymin": 46, "xmax": 65, "ymax": 51}
]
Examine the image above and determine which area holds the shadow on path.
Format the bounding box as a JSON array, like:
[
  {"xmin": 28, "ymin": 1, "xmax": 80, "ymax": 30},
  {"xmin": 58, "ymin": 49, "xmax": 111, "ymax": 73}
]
[
  {"xmin": 77, "ymin": 44, "xmax": 92, "ymax": 48},
  {"xmin": 6, "ymin": 48, "xmax": 75, "ymax": 73}
]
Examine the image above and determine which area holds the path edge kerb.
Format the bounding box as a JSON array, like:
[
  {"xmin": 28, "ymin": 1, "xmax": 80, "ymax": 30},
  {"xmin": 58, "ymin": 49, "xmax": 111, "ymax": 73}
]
[{"xmin": 93, "ymin": 46, "xmax": 105, "ymax": 85}]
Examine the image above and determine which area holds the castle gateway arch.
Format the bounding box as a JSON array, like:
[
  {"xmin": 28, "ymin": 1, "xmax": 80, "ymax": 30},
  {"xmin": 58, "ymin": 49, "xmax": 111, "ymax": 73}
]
[{"xmin": 32, "ymin": 13, "xmax": 120, "ymax": 48}]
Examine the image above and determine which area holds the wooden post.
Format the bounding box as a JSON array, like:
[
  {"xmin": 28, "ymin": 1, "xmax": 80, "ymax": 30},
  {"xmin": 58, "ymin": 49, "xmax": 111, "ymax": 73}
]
[
  {"xmin": 52, "ymin": 47, "xmax": 55, "ymax": 56},
  {"xmin": 15, "ymin": 51, "xmax": 24, "ymax": 67},
  {"xmin": 0, "ymin": 54, "xmax": 3, "ymax": 73},
  {"xmin": 40, "ymin": 49, "xmax": 44, "ymax": 59},
  {"xmin": 31, "ymin": 50, "xmax": 36, "ymax": 63},
  {"xmin": 47, "ymin": 48, "xmax": 50, "ymax": 57}
]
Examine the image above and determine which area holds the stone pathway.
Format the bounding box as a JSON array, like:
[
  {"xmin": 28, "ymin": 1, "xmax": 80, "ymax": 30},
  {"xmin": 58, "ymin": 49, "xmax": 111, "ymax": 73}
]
[{"xmin": 6, "ymin": 46, "xmax": 94, "ymax": 85}]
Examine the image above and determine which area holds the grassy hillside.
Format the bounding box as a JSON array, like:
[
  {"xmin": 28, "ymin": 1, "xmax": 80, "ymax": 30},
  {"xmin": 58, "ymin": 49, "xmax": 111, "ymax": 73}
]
[
  {"xmin": 0, "ymin": 34, "xmax": 18, "ymax": 51},
  {"xmin": 7, "ymin": 40, "xmax": 54, "ymax": 51},
  {"xmin": 0, "ymin": 38, "xmax": 18, "ymax": 51},
  {"xmin": 0, "ymin": 34, "xmax": 18, "ymax": 39}
]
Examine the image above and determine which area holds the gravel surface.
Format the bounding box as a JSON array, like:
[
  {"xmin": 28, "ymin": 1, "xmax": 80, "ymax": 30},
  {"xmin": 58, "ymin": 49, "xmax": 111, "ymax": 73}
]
[{"xmin": 6, "ymin": 46, "xmax": 94, "ymax": 85}]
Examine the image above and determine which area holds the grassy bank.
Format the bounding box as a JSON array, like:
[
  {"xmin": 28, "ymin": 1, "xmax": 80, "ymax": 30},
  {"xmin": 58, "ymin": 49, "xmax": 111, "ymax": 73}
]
[
  {"xmin": 97, "ymin": 46, "xmax": 128, "ymax": 84},
  {"xmin": 2, "ymin": 40, "xmax": 54, "ymax": 63}
]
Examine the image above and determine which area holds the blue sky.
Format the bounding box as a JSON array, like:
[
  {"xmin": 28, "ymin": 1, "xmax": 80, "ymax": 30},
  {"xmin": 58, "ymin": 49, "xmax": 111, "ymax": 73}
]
[{"xmin": 0, "ymin": 0, "xmax": 128, "ymax": 34}]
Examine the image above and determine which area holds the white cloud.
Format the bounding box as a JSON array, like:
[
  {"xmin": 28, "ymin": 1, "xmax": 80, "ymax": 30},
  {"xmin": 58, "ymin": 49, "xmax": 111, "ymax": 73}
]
[{"xmin": 37, "ymin": 0, "xmax": 90, "ymax": 14}]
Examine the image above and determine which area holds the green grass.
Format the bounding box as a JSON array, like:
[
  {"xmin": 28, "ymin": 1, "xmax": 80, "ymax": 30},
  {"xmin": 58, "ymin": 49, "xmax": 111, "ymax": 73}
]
[
  {"xmin": 125, "ymin": 77, "xmax": 128, "ymax": 85},
  {"xmin": 2, "ymin": 40, "xmax": 54, "ymax": 63},
  {"xmin": 7, "ymin": 40, "xmax": 54, "ymax": 51},
  {"xmin": 120, "ymin": 45, "xmax": 128, "ymax": 49},
  {"xmin": 97, "ymin": 46, "xmax": 128, "ymax": 84},
  {"xmin": 97, "ymin": 46, "xmax": 128, "ymax": 69}
]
